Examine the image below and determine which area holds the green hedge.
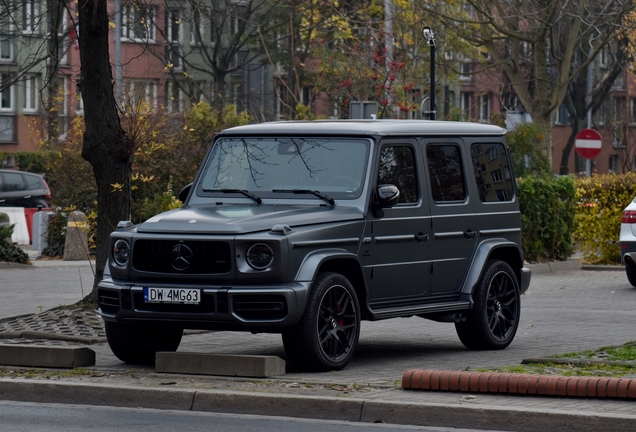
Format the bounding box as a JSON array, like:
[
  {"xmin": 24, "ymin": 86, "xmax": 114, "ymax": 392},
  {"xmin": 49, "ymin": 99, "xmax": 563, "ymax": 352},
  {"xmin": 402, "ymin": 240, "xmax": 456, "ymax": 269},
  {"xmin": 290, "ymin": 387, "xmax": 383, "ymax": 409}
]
[{"xmin": 517, "ymin": 175, "xmax": 576, "ymax": 262}]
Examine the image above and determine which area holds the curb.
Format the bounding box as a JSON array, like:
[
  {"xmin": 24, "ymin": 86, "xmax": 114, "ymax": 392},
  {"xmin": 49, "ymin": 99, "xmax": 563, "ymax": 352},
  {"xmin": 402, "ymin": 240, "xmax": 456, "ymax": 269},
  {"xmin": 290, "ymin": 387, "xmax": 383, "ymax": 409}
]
[
  {"xmin": 402, "ymin": 369, "xmax": 636, "ymax": 399},
  {"xmin": 0, "ymin": 379, "xmax": 635, "ymax": 432},
  {"xmin": 526, "ymin": 260, "xmax": 582, "ymax": 275},
  {"xmin": 0, "ymin": 262, "xmax": 33, "ymax": 270}
]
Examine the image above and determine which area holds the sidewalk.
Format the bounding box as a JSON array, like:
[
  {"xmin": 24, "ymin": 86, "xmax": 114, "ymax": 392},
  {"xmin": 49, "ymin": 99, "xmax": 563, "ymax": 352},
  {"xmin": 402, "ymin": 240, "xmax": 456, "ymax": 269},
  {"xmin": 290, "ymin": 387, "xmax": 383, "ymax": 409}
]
[{"xmin": 1, "ymin": 260, "xmax": 636, "ymax": 431}]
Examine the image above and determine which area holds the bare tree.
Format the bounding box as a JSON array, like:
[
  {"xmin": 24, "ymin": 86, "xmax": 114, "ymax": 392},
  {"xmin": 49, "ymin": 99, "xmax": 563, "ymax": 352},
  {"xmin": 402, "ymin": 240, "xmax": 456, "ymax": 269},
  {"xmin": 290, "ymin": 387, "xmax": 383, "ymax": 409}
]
[
  {"xmin": 78, "ymin": 0, "xmax": 131, "ymax": 295},
  {"xmin": 423, "ymin": 0, "xmax": 633, "ymax": 165}
]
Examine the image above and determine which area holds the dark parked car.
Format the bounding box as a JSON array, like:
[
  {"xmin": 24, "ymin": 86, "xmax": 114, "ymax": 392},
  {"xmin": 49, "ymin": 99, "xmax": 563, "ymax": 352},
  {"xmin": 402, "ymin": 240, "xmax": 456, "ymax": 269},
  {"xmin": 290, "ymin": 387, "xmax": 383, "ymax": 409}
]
[
  {"xmin": 98, "ymin": 120, "xmax": 531, "ymax": 371},
  {"xmin": 0, "ymin": 169, "xmax": 51, "ymax": 208}
]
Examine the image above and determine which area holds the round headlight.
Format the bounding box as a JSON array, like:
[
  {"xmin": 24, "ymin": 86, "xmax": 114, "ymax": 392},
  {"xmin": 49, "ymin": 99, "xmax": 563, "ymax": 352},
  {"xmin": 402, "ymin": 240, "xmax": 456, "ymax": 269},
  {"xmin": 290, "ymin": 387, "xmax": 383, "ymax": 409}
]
[
  {"xmin": 246, "ymin": 243, "xmax": 274, "ymax": 270},
  {"xmin": 113, "ymin": 239, "xmax": 130, "ymax": 266}
]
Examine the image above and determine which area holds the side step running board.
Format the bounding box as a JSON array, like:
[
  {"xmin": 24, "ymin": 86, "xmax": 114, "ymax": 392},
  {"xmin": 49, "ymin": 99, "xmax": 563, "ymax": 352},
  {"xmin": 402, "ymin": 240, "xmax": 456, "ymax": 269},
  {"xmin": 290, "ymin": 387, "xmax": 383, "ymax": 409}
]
[{"xmin": 370, "ymin": 301, "xmax": 471, "ymax": 320}]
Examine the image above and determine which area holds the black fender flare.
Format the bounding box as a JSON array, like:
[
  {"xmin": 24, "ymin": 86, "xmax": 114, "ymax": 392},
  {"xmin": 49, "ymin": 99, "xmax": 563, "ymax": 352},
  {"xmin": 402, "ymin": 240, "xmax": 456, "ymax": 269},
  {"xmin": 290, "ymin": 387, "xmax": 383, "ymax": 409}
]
[
  {"xmin": 295, "ymin": 248, "xmax": 364, "ymax": 282},
  {"xmin": 460, "ymin": 239, "xmax": 524, "ymax": 300}
]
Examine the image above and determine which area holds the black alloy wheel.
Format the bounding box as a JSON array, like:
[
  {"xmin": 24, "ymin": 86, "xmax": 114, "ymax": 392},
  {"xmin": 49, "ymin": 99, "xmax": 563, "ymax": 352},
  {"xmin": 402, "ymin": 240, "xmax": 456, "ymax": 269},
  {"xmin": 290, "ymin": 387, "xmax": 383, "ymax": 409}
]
[
  {"xmin": 456, "ymin": 259, "xmax": 520, "ymax": 350},
  {"xmin": 282, "ymin": 272, "xmax": 360, "ymax": 371}
]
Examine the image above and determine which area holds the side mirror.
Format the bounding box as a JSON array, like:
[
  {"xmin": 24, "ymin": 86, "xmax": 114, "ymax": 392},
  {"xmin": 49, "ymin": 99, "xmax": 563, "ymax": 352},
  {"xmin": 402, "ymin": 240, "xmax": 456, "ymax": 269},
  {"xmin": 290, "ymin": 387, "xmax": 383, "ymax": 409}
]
[
  {"xmin": 178, "ymin": 183, "xmax": 193, "ymax": 203},
  {"xmin": 377, "ymin": 184, "xmax": 400, "ymax": 208}
]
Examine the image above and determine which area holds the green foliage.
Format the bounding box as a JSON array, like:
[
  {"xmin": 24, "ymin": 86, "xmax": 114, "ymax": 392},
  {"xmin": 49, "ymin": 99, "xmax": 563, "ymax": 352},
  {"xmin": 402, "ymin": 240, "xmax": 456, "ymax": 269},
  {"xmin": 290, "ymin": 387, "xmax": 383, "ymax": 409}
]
[
  {"xmin": 0, "ymin": 223, "xmax": 12, "ymax": 241},
  {"xmin": 295, "ymin": 104, "xmax": 314, "ymax": 120},
  {"xmin": 0, "ymin": 224, "xmax": 29, "ymax": 264},
  {"xmin": 517, "ymin": 175, "xmax": 576, "ymax": 262},
  {"xmin": 0, "ymin": 242, "xmax": 29, "ymax": 264},
  {"xmin": 506, "ymin": 123, "xmax": 551, "ymax": 177},
  {"xmin": 574, "ymin": 173, "xmax": 636, "ymax": 264},
  {"xmin": 137, "ymin": 177, "xmax": 183, "ymax": 222}
]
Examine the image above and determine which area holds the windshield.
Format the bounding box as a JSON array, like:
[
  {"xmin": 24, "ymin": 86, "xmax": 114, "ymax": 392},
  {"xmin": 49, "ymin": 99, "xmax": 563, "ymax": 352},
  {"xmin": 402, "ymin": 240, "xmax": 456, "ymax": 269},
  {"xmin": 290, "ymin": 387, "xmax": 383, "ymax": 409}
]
[{"xmin": 197, "ymin": 137, "xmax": 370, "ymax": 201}]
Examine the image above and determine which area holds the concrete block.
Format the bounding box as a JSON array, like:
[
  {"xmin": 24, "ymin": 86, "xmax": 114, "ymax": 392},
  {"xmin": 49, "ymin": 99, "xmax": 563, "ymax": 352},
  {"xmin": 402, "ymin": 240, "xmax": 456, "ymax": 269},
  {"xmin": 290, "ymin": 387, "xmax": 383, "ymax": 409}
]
[
  {"xmin": 63, "ymin": 210, "xmax": 89, "ymax": 261},
  {"xmin": 0, "ymin": 344, "xmax": 95, "ymax": 368},
  {"xmin": 155, "ymin": 352, "xmax": 286, "ymax": 377}
]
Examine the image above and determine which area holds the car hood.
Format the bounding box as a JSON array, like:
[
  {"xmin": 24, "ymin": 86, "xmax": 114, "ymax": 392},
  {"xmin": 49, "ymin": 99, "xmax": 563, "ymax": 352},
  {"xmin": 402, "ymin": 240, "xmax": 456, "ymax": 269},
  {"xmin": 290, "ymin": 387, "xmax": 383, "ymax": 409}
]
[{"xmin": 136, "ymin": 204, "xmax": 365, "ymax": 234}]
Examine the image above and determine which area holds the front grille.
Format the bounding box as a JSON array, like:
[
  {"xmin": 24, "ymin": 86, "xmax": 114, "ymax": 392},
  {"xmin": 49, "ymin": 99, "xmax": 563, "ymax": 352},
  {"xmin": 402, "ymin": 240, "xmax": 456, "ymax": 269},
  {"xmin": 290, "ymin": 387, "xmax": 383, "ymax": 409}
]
[
  {"xmin": 233, "ymin": 295, "xmax": 288, "ymax": 321},
  {"xmin": 132, "ymin": 239, "xmax": 231, "ymax": 274},
  {"xmin": 133, "ymin": 291, "xmax": 216, "ymax": 313},
  {"xmin": 98, "ymin": 289, "xmax": 120, "ymax": 315}
]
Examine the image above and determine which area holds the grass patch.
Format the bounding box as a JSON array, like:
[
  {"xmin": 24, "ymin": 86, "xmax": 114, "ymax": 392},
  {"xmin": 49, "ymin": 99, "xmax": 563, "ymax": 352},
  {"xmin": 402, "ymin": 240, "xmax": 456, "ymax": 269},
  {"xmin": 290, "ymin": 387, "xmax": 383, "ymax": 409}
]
[
  {"xmin": 475, "ymin": 342, "xmax": 636, "ymax": 378},
  {"xmin": 0, "ymin": 367, "xmax": 102, "ymax": 379}
]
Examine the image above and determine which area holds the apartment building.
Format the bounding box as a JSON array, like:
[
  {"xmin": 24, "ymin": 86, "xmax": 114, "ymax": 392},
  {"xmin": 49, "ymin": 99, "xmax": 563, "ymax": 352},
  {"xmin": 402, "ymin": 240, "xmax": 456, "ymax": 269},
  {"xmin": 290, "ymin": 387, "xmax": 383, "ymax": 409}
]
[{"xmin": 0, "ymin": 0, "xmax": 281, "ymax": 166}]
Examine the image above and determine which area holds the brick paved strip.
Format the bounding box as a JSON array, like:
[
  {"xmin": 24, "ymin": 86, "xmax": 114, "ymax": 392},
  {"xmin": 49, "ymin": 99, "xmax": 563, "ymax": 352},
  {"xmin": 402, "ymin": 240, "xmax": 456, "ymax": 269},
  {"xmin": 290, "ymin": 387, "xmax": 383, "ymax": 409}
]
[{"xmin": 402, "ymin": 369, "xmax": 636, "ymax": 399}]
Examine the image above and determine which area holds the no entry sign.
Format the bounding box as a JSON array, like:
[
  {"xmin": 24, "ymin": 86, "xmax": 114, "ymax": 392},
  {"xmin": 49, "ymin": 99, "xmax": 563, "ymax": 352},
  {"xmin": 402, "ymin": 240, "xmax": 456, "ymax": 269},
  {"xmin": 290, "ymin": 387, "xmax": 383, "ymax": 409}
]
[{"xmin": 575, "ymin": 128, "xmax": 602, "ymax": 159}]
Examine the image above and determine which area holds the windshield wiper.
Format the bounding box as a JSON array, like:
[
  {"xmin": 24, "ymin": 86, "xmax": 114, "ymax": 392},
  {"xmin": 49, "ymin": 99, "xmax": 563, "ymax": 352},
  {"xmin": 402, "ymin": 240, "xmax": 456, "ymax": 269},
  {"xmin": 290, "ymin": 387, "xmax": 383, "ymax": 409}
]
[
  {"xmin": 202, "ymin": 188, "xmax": 263, "ymax": 204},
  {"xmin": 272, "ymin": 189, "xmax": 335, "ymax": 206}
]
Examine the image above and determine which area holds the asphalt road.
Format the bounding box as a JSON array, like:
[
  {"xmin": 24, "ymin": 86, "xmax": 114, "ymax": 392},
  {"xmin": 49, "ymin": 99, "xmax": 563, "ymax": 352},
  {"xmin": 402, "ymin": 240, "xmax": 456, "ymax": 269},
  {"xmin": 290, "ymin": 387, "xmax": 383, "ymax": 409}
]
[{"xmin": 0, "ymin": 401, "xmax": 506, "ymax": 432}]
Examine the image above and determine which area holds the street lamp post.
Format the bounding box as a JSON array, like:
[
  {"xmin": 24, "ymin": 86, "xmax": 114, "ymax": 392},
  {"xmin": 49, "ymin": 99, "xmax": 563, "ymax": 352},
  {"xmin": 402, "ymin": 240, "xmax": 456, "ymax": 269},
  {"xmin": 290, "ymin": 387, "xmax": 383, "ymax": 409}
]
[{"xmin": 422, "ymin": 27, "xmax": 436, "ymax": 120}]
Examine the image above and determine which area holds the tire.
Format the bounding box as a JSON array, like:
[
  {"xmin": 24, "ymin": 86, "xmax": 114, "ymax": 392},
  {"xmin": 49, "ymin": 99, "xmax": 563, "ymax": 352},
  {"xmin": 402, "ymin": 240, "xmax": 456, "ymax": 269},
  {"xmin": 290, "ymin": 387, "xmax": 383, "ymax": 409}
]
[
  {"xmin": 456, "ymin": 259, "xmax": 520, "ymax": 350},
  {"xmin": 626, "ymin": 264, "xmax": 636, "ymax": 288},
  {"xmin": 105, "ymin": 321, "xmax": 183, "ymax": 365},
  {"xmin": 282, "ymin": 272, "xmax": 361, "ymax": 371}
]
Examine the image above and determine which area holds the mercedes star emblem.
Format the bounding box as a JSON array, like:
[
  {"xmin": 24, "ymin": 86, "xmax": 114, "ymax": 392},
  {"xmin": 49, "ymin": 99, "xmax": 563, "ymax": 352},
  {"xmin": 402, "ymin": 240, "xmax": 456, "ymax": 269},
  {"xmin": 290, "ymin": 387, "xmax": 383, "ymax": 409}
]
[{"xmin": 171, "ymin": 244, "xmax": 194, "ymax": 271}]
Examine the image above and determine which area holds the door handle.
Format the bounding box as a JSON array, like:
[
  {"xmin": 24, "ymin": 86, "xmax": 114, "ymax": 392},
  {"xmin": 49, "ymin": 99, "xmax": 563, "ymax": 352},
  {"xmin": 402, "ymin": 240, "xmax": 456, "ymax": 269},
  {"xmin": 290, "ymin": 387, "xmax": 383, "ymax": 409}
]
[
  {"xmin": 23, "ymin": 195, "xmax": 31, "ymax": 199},
  {"xmin": 464, "ymin": 230, "xmax": 477, "ymax": 238},
  {"xmin": 415, "ymin": 233, "xmax": 429, "ymax": 242}
]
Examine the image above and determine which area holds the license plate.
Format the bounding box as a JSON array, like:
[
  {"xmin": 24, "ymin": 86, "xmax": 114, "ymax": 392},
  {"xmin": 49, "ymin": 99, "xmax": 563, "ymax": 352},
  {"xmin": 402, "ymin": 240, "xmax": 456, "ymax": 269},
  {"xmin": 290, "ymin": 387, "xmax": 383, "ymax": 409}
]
[{"xmin": 143, "ymin": 287, "xmax": 201, "ymax": 304}]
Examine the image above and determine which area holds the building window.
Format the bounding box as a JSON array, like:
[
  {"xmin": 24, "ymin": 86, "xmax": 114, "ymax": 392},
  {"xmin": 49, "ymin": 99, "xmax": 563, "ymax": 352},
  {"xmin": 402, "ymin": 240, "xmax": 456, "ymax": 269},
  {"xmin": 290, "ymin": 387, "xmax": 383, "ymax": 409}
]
[
  {"xmin": 596, "ymin": 99, "xmax": 607, "ymax": 126},
  {"xmin": 302, "ymin": 86, "xmax": 311, "ymax": 106},
  {"xmin": 599, "ymin": 45, "xmax": 608, "ymax": 68},
  {"xmin": 478, "ymin": 94, "xmax": 489, "ymax": 121},
  {"xmin": 166, "ymin": 81, "xmax": 184, "ymax": 113},
  {"xmin": 23, "ymin": 75, "xmax": 38, "ymax": 112},
  {"xmin": 128, "ymin": 80, "xmax": 157, "ymax": 110},
  {"xmin": 460, "ymin": 92, "xmax": 471, "ymax": 119},
  {"xmin": 609, "ymin": 155, "xmax": 619, "ymax": 174},
  {"xmin": 190, "ymin": 8, "xmax": 203, "ymax": 46},
  {"xmin": 58, "ymin": 8, "xmax": 69, "ymax": 65},
  {"xmin": 553, "ymin": 104, "xmax": 569, "ymax": 126},
  {"xmin": 58, "ymin": 77, "xmax": 69, "ymax": 141},
  {"xmin": 0, "ymin": 4, "xmax": 12, "ymax": 61},
  {"xmin": 75, "ymin": 77, "xmax": 84, "ymax": 116},
  {"xmin": 22, "ymin": 0, "xmax": 39, "ymax": 34},
  {"xmin": 0, "ymin": 74, "xmax": 13, "ymax": 111},
  {"xmin": 630, "ymin": 98, "xmax": 636, "ymax": 126},
  {"xmin": 165, "ymin": 10, "xmax": 182, "ymax": 69},
  {"xmin": 460, "ymin": 62, "xmax": 472, "ymax": 80},
  {"xmin": 122, "ymin": 4, "xmax": 156, "ymax": 42}
]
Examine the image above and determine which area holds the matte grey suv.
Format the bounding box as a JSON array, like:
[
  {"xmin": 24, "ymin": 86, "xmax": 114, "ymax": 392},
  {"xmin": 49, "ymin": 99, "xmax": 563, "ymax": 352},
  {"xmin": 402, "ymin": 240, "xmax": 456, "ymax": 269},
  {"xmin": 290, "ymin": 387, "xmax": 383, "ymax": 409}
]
[{"xmin": 98, "ymin": 120, "xmax": 531, "ymax": 371}]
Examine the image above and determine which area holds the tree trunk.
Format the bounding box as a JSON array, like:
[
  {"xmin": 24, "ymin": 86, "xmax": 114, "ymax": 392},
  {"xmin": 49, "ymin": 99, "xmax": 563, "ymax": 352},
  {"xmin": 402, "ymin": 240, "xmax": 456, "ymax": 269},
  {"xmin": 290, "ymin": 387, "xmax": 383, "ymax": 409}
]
[
  {"xmin": 78, "ymin": 0, "xmax": 131, "ymax": 300},
  {"xmin": 45, "ymin": 0, "xmax": 63, "ymax": 145}
]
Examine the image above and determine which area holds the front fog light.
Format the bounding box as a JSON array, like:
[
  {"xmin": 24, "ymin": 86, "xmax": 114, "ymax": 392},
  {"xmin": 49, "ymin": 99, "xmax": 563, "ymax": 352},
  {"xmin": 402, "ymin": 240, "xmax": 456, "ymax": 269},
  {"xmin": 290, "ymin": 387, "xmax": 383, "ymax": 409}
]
[
  {"xmin": 246, "ymin": 243, "xmax": 274, "ymax": 270},
  {"xmin": 113, "ymin": 239, "xmax": 130, "ymax": 266}
]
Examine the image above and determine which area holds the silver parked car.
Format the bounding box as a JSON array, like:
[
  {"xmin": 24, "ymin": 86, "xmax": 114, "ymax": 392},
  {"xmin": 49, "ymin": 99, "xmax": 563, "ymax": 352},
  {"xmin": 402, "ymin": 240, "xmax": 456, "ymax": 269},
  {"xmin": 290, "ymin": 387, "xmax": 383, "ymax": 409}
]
[
  {"xmin": 620, "ymin": 197, "xmax": 636, "ymax": 287},
  {"xmin": 98, "ymin": 120, "xmax": 531, "ymax": 371}
]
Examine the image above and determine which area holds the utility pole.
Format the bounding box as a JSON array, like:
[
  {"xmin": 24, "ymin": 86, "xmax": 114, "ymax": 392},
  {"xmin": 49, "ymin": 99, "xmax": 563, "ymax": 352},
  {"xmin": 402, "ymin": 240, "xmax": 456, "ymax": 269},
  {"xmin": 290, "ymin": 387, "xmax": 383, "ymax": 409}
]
[{"xmin": 422, "ymin": 27, "xmax": 436, "ymax": 120}]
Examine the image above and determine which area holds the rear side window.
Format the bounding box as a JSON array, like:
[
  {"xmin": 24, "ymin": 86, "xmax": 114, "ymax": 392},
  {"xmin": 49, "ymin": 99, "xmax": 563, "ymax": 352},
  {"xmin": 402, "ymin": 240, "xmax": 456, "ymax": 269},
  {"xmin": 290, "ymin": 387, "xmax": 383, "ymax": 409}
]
[
  {"xmin": 3, "ymin": 172, "xmax": 26, "ymax": 191},
  {"xmin": 378, "ymin": 145, "xmax": 418, "ymax": 204},
  {"xmin": 24, "ymin": 174, "xmax": 42, "ymax": 190},
  {"xmin": 426, "ymin": 144, "xmax": 466, "ymax": 202},
  {"xmin": 471, "ymin": 143, "xmax": 514, "ymax": 202}
]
